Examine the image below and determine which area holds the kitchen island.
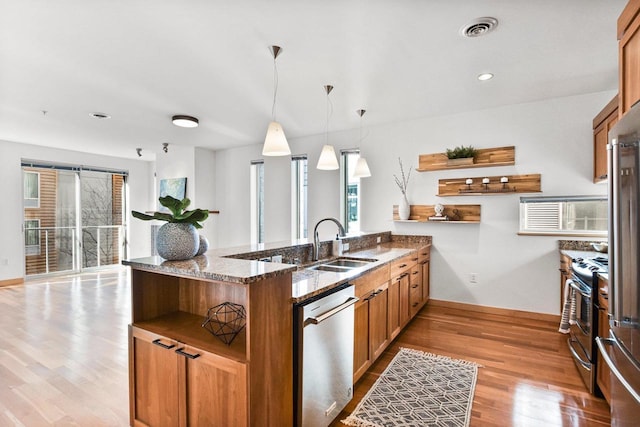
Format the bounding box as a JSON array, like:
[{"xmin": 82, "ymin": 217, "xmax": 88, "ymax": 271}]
[{"xmin": 122, "ymin": 231, "xmax": 430, "ymax": 426}]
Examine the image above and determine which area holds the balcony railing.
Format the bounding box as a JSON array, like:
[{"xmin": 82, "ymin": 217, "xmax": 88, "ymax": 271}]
[{"xmin": 25, "ymin": 225, "xmax": 125, "ymax": 275}]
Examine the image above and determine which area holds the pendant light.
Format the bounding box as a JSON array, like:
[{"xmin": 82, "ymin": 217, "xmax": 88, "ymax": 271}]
[
  {"xmin": 262, "ymin": 45, "xmax": 291, "ymax": 156},
  {"xmin": 317, "ymin": 84, "xmax": 339, "ymax": 170},
  {"xmin": 353, "ymin": 109, "xmax": 372, "ymax": 178}
]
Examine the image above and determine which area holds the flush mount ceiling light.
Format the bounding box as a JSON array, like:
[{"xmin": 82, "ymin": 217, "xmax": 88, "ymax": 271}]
[
  {"xmin": 460, "ymin": 17, "xmax": 498, "ymax": 38},
  {"xmin": 262, "ymin": 45, "xmax": 291, "ymax": 156},
  {"xmin": 172, "ymin": 115, "xmax": 199, "ymax": 128},
  {"xmin": 90, "ymin": 112, "xmax": 111, "ymax": 119},
  {"xmin": 317, "ymin": 85, "xmax": 339, "ymax": 170},
  {"xmin": 352, "ymin": 109, "xmax": 371, "ymax": 178},
  {"xmin": 477, "ymin": 73, "xmax": 494, "ymax": 81}
]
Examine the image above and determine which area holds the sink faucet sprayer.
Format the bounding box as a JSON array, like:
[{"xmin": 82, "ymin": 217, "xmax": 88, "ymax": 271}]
[{"xmin": 312, "ymin": 218, "xmax": 346, "ymax": 261}]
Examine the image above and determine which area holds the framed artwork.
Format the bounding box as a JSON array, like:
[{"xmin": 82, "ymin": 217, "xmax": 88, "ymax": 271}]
[{"xmin": 158, "ymin": 177, "xmax": 187, "ymax": 210}]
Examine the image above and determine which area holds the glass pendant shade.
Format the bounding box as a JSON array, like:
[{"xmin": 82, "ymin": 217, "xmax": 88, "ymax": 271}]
[
  {"xmin": 262, "ymin": 121, "xmax": 291, "ymax": 156},
  {"xmin": 353, "ymin": 157, "xmax": 371, "ymax": 178},
  {"xmin": 317, "ymin": 144, "xmax": 339, "ymax": 170}
]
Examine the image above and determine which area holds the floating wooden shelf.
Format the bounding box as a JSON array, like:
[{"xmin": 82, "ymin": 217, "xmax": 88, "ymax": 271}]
[
  {"xmin": 416, "ymin": 146, "xmax": 515, "ymax": 172},
  {"xmin": 438, "ymin": 174, "xmax": 541, "ymax": 196},
  {"xmin": 393, "ymin": 204, "xmax": 481, "ymax": 223}
]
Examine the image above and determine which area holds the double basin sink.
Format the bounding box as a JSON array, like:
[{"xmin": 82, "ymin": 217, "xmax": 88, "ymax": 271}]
[{"xmin": 307, "ymin": 257, "xmax": 377, "ymax": 273}]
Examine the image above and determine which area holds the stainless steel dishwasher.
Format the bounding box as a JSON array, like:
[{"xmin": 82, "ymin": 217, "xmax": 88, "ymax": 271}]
[{"xmin": 294, "ymin": 283, "xmax": 358, "ymax": 427}]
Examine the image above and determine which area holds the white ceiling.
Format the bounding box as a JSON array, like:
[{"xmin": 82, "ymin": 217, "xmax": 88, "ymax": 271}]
[{"xmin": 0, "ymin": 0, "xmax": 627, "ymax": 160}]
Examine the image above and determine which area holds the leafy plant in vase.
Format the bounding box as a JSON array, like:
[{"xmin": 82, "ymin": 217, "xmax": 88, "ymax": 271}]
[
  {"xmin": 445, "ymin": 145, "xmax": 478, "ymax": 166},
  {"xmin": 394, "ymin": 158, "xmax": 412, "ymax": 220},
  {"xmin": 132, "ymin": 196, "xmax": 209, "ymax": 260}
]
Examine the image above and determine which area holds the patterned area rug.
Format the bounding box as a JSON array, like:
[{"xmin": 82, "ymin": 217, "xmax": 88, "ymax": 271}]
[{"xmin": 342, "ymin": 348, "xmax": 479, "ymax": 427}]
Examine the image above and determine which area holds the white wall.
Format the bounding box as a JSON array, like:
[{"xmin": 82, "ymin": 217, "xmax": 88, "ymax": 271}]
[
  {"xmin": 0, "ymin": 140, "xmax": 153, "ymax": 281},
  {"xmin": 214, "ymin": 90, "xmax": 614, "ymax": 315}
]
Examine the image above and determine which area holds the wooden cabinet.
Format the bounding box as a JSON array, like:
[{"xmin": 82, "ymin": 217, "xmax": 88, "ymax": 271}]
[
  {"xmin": 130, "ymin": 327, "xmax": 247, "ymax": 427},
  {"xmin": 409, "ymin": 264, "xmax": 422, "ymax": 316},
  {"xmin": 389, "ymin": 253, "xmax": 414, "ymax": 340},
  {"xmin": 559, "ymin": 253, "xmax": 572, "ymax": 313},
  {"xmin": 419, "ymin": 246, "xmax": 430, "ymax": 304},
  {"xmin": 592, "ymin": 95, "xmax": 618, "ymax": 183},
  {"xmin": 619, "ymin": 0, "xmax": 640, "ymax": 116},
  {"xmin": 128, "ymin": 268, "xmax": 293, "ymax": 427},
  {"xmin": 353, "ymin": 265, "xmax": 390, "ymax": 383},
  {"xmin": 596, "ymin": 277, "xmax": 611, "ymax": 404}
]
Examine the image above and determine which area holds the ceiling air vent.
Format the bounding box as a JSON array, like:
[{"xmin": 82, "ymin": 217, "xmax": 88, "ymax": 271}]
[{"xmin": 461, "ymin": 17, "xmax": 498, "ymax": 38}]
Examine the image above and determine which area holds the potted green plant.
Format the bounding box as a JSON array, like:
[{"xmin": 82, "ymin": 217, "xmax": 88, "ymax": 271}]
[
  {"xmin": 132, "ymin": 196, "xmax": 209, "ymax": 260},
  {"xmin": 445, "ymin": 145, "xmax": 478, "ymax": 166}
]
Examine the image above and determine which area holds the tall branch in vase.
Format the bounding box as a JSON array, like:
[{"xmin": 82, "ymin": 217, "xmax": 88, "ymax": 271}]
[{"xmin": 394, "ymin": 158, "xmax": 412, "ymax": 220}]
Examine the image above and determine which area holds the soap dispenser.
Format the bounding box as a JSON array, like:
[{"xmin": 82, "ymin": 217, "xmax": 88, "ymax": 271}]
[{"xmin": 332, "ymin": 234, "xmax": 343, "ymax": 256}]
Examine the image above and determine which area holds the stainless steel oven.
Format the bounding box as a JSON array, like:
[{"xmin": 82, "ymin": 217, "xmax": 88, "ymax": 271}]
[
  {"xmin": 568, "ymin": 256, "xmax": 608, "ymax": 395},
  {"xmin": 568, "ymin": 273, "xmax": 595, "ymax": 393}
]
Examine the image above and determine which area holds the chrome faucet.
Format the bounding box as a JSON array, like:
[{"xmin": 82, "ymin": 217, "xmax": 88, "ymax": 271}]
[{"xmin": 312, "ymin": 218, "xmax": 346, "ymax": 261}]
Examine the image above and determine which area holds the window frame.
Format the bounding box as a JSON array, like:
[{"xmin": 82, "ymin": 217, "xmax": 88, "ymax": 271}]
[
  {"xmin": 23, "ymin": 171, "xmax": 40, "ymax": 209},
  {"xmin": 518, "ymin": 195, "xmax": 608, "ymax": 237},
  {"xmin": 250, "ymin": 160, "xmax": 265, "ymax": 244},
  {"xmin": 340, "ymin": 149, "xmax": 362, "ymax": 234},
  {"xmin": 291, "ymin": 155, "xmax": 308, "ymax": 240}
]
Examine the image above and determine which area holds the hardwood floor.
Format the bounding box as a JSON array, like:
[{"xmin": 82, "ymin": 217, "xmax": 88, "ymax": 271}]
[
  {"xmin": 0, "ymin": 270, "xmax": 610, "ymax": 426},
  {"xmin": 333, "ymin": 303, "xmax": 611, "ymax": 426}
]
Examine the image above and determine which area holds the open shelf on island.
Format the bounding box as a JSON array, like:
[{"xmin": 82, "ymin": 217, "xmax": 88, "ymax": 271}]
[
  {"xmin": 416, "ymin": 146, "xmax": 515, "ymax": 172},
  {"xmin": 393, "ymin": 204, "xmax": 481, "ymax": 223},
  {"xmin": 134, "ymin": 311, "xmax": 247, "ymax": 363},
  {"xmin": 438, "ymin": 173, "xmax": 541, "ymax": 196}
]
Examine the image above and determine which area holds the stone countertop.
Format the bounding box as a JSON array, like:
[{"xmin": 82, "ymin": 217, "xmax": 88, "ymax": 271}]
[
  {"xmin": 291, "ymin": 242, "xmax": 430, "ymax": 303},
  {"xmin": 122, "ymin": 255, "xmax": 297, "ymax": 285},
  {"xmin": 123, "ymin": 237, "xmax": 431, "ymax": 300}
]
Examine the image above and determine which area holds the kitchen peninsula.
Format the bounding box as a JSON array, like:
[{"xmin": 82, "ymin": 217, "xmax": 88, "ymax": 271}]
[{"xmin": 122, "ymin": 231, "xmax": 431, "ymax": 426}]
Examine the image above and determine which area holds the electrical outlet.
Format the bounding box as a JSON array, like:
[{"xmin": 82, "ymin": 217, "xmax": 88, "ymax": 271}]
[
  {"xmin": 469, "ymin": 273, "xmax": 478, "ymax": 284},
  {"xmin": 271, "ymin": 255, "xmax": 283, "ymax": 263},
  {"xmin": 342, "ymin": 242, "xmax": 350, "ymax": 252},
  {"xmin": 376, "ymin": 236, "xmax": 381, "ymax": 244}
]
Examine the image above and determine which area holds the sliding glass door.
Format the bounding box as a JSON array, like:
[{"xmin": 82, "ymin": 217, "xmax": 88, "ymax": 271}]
[{"xmin": 22, "ymin": 163, "xmax": 127, "ymax": 276}]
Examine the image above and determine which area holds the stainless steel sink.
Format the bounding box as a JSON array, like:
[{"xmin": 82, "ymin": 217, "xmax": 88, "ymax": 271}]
[{"xmin": 307, "ymin": 257, "xmax": 377, "ymax": 272}]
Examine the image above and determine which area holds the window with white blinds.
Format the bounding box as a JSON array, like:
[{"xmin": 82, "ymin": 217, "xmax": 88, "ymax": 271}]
[{"xmin": 519, "ymin": 196, "xmax": 607, "ymax": 236}]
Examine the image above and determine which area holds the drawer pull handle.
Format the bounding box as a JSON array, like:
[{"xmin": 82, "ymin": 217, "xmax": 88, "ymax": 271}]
[
  {"xmin": 176, "ymin": 348, "xmax": 201, "ymax": 359},
  {"xmin": 412, "ymin": 258, "xmax": 418, "ymax": 261},
  {"xmin": 412, "ymin": 284, "xmax": 419, "ymax": 289},
  {"xmin": 399, "ymin": 264, "xmax": 407, "ymax": 269},
  {"xmin": 412, "ymin": 271, "xmax": 419, "ymax": 275},
  {"xmin": 152, "ymin": 339, "xmax": 175, "ymax": 350},
  {"xmin": 412, "ymin": 302, "xmax": 419, "ymax": 307}
]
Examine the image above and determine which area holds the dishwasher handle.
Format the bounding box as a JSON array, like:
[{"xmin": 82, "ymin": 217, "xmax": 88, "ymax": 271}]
[{"xmin": 304, "ymin": 296, "xmax": 359, "ymax": 326}]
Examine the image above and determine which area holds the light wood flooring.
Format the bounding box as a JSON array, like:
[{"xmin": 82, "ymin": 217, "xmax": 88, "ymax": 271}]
[{"xmin": 0, "ymin": 269, "xmax": 610, "ymax": 426}]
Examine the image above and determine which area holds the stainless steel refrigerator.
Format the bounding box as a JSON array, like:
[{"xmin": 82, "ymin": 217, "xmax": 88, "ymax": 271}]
[{"xmin": 597, "ymin": 102, "xmax": 640, "ymax": 426}]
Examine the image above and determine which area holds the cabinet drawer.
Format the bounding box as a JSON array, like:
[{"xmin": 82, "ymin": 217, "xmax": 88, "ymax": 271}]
[
  {"xmin": 354, "ymin": 265, "xmax": 390, "ymax": 298},
  {"xmin": 410, "ymin": 284, "xmax": 421, "ymax": 312},
  {"xmin": 417, "ymin": 245, "xmax": 431, "ymax": 263},
  {"xmin": 390, "ymin": 253, "xmax": 415, "ymax": 279}
]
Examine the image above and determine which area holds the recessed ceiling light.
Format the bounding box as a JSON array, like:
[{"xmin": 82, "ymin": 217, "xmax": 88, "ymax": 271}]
[
  {"xmin": 477, "ymin": 73, "xmax": 494, "ymax": 81},
  {"xmin": 90, "ymin": 112, "xmax": 111, "ymax": 119},
  {"xmin": 172, "ymin": 115, "xmax": 199, "ymax": 128}
]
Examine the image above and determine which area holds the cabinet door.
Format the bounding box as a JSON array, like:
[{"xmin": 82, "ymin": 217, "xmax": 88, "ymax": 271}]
[
  {"xmin": 388, "ymin": 278, "xmax": 400, "ymax": 340},
  {"xmin": 559, "ymin": 254, "xmax": 571, "ymax": 313},
  {"xmin": 593, "ymin": 122, "xmax": 608, "ymax": 182},
  {"xmin": 353, "ymin": 295, "xmax": 372, "ymax": 382},
  {"xmin": 597, "ymin": 299, "xmax": 611, "ymax": 404},
  {"xmin": 180, "ymin": 346, "xmax": 248, "ymax": 427},
  {"xmin": 421, "ymin": 261, "xmax": 430, "ymax": 303},
  {"xmin": 620, "ymin": 11, "xmax": 640, "ymax": 115},
  {"xmin": 130, "ymin": 327, "xmax": 181, "ymax": 427},
  {"xmin": 409, "ymin": 264, "xmax": 423, "ymax": 317},
  {"xmin": 369, "ymin": 285, "xmax": 389, "ymax": 361},
  {"xmin": 399, "ymin": 273, "xmax": 411, "ymax": 328}
]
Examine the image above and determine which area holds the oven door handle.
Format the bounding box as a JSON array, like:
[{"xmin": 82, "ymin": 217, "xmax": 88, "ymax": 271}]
[
  {"xmin": 569, "ymin": 280, "xmax": 590, "ymax": 299},
  {"xmin": 567, "ymin": 337, "xmax": 591, "ymax": 371}
]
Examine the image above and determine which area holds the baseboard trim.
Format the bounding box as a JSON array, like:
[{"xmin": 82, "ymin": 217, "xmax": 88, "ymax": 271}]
[
  {"xmin": 0, "ymin": 277, "xmax": 24, "ymax": 287},
  {"xmin": 428, "ymin": 299, "xmax": 560, "ymax": 323}
]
